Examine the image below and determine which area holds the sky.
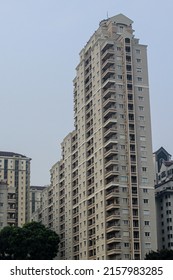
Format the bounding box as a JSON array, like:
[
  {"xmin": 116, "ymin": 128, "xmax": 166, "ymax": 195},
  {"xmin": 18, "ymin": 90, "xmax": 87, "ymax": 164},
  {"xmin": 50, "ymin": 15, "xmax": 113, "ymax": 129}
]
[{"xmin": 0, "ymin": 0, "xmax": 173, "ymax": 185}]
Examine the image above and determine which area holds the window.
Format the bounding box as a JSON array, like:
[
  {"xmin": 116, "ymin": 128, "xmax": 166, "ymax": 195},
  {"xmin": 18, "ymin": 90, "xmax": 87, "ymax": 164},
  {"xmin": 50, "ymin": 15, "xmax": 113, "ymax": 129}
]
[
  {"xmin": 139, "ymin": 115, "xmax": 145, "ymax": 121},
  {"xmin": 118, "ymin": 94, "xmax": 124, "ymax": 99},
  {"xmin": 144, "ymin": 221, "xmax": 150, "ymax": 226},
  {"xmin": 118, "ymin": 75, "xmax": 122, "ymax": 80},
  {"xmin": 117, "ymin": 65, "xmax": 122, "ymax": 70},
  {"xmin": 122, "ymin": 209, "xmax": 129, "ymax": 214},
  {"xmin": 143, "ymin": 188, "xmax": 148, "ymax": 193},
  {"xmin": 120, "ymin": 176, "xmax": 128, "ymax": 182},
  {"xmin": 144, "ymin": 199, "xmax": 149, "ymax": 204},
  {"xmin": 118, "ymin": 26, "xmax": 124, "ymax": 33},
  {"xmin": 120, "ymin": 124, "xmax": 125, "ymax": 129},
  {"xmin": 118, "ymin": 84, "xmax": 123, "ymax": 89},
  {"xmin": 123, "ymin": 231, "xmax": 130, "ymax": 237},
  {"xmin": 140, "ymin": 126, "xmax": 145, "ymax": 131},
  {"xmin": 137, "ymin": 77, "xmax": 143, "ymax": 82},
  {"xmin": 136, "ymin": 49, "xmax": 141, "ymax": 54},
  {"xmin": 137, "ymin": 67, "xmax": 142, "ymax": 72},
  {"xmin": 140, "ymin": 136, "xmax": 146, "ymax": 141},
  {"xmin": 120, "ymin": 155, "xmax": 126, "ymax": 160},
  {"xmin": 141, "ymin": 157, "xmax": 147, "ymax": 162},
  {"xmin": 139, "ymin": 106, "xmax": 144, "ymax": 111},
  {"xmin": 122, "ymin": 166, "xmax": 127, "ymax": 171},
  {"xmin": 144, "ymin": 210, "xmax": 150, "ymax": 215},
  {"xmin": 138, "ymin": 96, "xmax": 144, "ymax": 101},
  {"xmin": 145, "ymin": 243, "xmax": 151, "ymax": 249},
  {"xmin": 142, "ymin": 167, "xmax": 147, "ymax": 172},
  {"xmin": 122, "ymin": 198, "xmax": 128, "ymax": 204},
  {"xmin": 138, "ymin": 87, "xmax": 143, "ymax": 92},
  {"xmin": 137, "ymin": 58, "xmax": 141, "ymax": 63},
  {"xmin": 117, "ymin": 56, "xmax": 122, "ymax": 61},
  {"xmin": 125, "ymin": 38, "xmax": 130, "ymax": 43},
  {"xmin": 145, "ymin": 232, "xmax": 150, "ymax": 237}
]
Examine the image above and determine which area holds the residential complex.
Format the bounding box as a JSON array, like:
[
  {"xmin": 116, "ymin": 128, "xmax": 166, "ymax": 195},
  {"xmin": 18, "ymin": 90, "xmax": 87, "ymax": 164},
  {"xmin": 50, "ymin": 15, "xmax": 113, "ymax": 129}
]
[
  {"xmin": 0, "ymin": 13, "xmax": 159, "ymax": 260},
  {"xmin": 0, "ymin": 151, "xmax": 31, "ymax": 227},
  {"xmin": 34, "ymin": 14, "xmax": 157, "ymax": 260},
  {"xmin": 154, "ymin": 147, "xmax": 173, "ymax": 250}
]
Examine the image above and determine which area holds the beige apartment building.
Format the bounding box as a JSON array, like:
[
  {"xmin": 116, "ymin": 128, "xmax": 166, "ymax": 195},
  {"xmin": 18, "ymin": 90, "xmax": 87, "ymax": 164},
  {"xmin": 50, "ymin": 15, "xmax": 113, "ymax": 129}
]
[
  {"xmin": 35, "ymin": 14, "xmax": 157, "ymax": 260},
  {"xmin": 0, "ymin": 151, "xmax": 31, "ymax": 227}
]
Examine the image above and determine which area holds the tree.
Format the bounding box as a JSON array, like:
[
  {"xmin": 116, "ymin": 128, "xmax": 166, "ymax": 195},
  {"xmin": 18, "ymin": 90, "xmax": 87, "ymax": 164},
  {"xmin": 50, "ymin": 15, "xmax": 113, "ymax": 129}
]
[
  {"xmin": 145, "ymin": 249, "xmax": 173, "ymax": 260},
  {"xmin": 0, "ymin": 222, "xmax": 60, "ymax": 260}
]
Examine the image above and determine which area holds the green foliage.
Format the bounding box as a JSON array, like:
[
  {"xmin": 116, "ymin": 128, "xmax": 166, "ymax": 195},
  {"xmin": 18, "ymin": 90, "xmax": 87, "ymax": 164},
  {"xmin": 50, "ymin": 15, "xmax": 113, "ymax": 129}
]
[
  {"xmin": 0, "ymin": 222, "xmax": 60, "ymax": 260},
  {"xmin": 145, "ymin": 249, "xmax": 173, "ymax": 260}
]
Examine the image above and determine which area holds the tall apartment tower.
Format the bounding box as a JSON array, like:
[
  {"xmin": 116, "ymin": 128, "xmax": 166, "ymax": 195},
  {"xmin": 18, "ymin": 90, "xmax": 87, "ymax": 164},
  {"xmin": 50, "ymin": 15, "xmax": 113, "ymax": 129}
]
[
  {"xmin": 0, "ymin": 151, "xmax": 31, "ymax": 227},
  {"xmin": 55, "ymin": 14, "xmax": 157, "ymax": 260}
]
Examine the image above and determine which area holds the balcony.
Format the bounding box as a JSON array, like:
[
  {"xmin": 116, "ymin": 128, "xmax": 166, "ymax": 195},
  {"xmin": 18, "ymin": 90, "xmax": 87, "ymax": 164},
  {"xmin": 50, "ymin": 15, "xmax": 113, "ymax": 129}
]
[
  {"xmin": 104, "ymin": 117, "xmax": 117, "ymax": 128},
  {"xmin": 106, "ymin": 224, "xmax": 121, "ymax": 233},
  {"xmin": 102, "ymin": 57, "xmax": 115, "ymax": 71},
  {"xmin": 104, "ymin": 127, "xmax": 117, "ymax": 138},
  {"xmin": 106, "ymin": 213, "xmax": 120, "ymax": 222},
  {"xmin": 102, "ymin": 66, "xmax": 115, "ymax": 79},
  {"xmin": 103, "ymin": 87, "xmax": 116, "ymax": 99},
  {"xmin": 105, "ymin": 169, "xmax": 119, "ymax": 180},
  {"xmin": 104, "ymin": 135, "xmax": 118, "ymax": 147},
  {"xmin": 106, "ymin": 188, "xmax": 119, "ymax": 200},
  {"xmin": 107, "ymin": 246, "xmax": 121, "ymax": 256},
  {"xmin": 106, "ymin": 199, "xmax": 120, "ymax": 211},
  {"xmin": 105, "ymin": 179, "xmax": 119, "ymax": 189},
  {"xmin": 103, "ymin": 97, "xmax": 116, "ymax": 109},
  {"xmin": 101, "ymin": 41, "xmax": 114, "ymax": 53},
  {"xmin": 7, "ymin": 205, "xmax": 15, "ymax": 213},
  {"xmin": 102, "ymin": 78, "xmax": 115, "ymax": 90},
  {"xmin": 102, "ymin": 48, "xmax": 114, "ymax": 60},
  {"xmin": 104, "ymin": 148, "xmax": 117, "ymax": 159},
  {"xmin": 103, "ymin": 108, "xmax": 117, "ymax": 119},
  {"xmin": 105, "ymin": 156, "xmax": 118, "ymax": 167},
  {"xmin": 107, "ymin": 236, "xmax": 121, "ymax": 244}
]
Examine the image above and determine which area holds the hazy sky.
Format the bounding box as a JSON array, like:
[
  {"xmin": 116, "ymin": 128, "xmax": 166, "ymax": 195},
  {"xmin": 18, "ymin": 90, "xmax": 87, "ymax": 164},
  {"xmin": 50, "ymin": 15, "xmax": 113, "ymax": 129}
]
[{"xmin": 0, "ymin": 0, "xmax": 172, "ymax": 185}]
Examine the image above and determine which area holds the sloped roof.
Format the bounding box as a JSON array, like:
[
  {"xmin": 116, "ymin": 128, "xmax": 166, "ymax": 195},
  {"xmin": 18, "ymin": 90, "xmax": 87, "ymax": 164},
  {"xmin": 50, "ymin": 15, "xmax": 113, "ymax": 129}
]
[
  {"xmin": 153, "ymin": 146, "xmax": 171, "ymax": 157},
  {"xmin": 109, "ymin": 13, "xmax": 133, "ymax": 26}
]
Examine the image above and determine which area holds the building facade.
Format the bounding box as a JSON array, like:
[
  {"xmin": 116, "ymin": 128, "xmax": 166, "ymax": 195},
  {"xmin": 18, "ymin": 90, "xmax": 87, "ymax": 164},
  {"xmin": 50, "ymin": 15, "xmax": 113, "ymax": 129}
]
[
  {"xmin": 0, "ymin": 151, "xmax": 31, "ymax": 227},
  {"xmin": 34, "ymin": 14, "xmax": 157, "ymax": 260},
  {"xmin": 154, "ymin": 147, "xmax": 173, "ymax": 250},
  {"xmin": 29, "ymin": 185, "xmax": 47, "ymax": 220},
  {"xmin": 0, "ymin": 181, "xmax": 8, "ymax": 230}
]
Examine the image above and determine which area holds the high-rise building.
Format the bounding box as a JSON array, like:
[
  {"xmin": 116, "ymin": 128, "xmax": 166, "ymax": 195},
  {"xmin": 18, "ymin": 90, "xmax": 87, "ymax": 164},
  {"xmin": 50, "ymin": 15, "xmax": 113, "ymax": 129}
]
[
  {"xmin": 0, "ymin": 151, "xmax": 31, "ymax": 227},
  {"xmin": 29, "ymin": 185, "xmax": 47, "ymax": 220},
  {"xmin": 36, "ymin": 13, "xmax": 157, "ymax": 260},
  {"xmin": 154, "ymin": 147, "xmax": 173, "ymax": 250}
]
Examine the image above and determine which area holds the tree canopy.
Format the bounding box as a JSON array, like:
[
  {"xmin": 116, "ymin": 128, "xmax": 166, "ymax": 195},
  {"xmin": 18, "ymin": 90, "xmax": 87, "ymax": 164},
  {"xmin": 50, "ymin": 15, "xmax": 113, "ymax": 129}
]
[
  {"xmin": 145, "ymin": 249, "xmax": 173, "ymax": 260},
  {"xmin": 0, "ymin": 222, "xmax": 60, "ymax": 260}
]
